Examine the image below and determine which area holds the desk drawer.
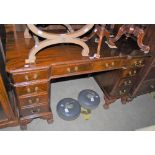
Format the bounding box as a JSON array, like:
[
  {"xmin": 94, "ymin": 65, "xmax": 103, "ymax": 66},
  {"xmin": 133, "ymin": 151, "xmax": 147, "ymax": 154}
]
[
  {"xmin": 129, "ymin": 58, "xmax": 145, "ymax": 68},
  {"xmin": 19, "ymin": 93, "xmax": 48, "ymax": 108},
  {"xmin": 122, "ymin": 68, "xmax": 141, "ymax": 78},
  {"xmin": 92, "ymin": 59, "xmax": 122, "ymax": 71},
  {"xmin": 15, "ymin": 82, "xmax": 48, "ymax": 97},
  {"xmin": 110, "ymin": 86, "xmax": 131, "ymax": 97},
  {"xmin": 12, "ymin": 69, "xmax": 49, "ymax": 83},
  {"xmin": 118, "ymin": 77, "xmax": 135, "ymax": 87},
  {"xmin": 52, "ymin": 63, "xmax": 91, "ymax": 77},
  {"xmin": 20, "ymin": 104, "xmax": 50, "ymax": 118},
  {"xmin": 137, "ymin": 79, "xmax": 155, "ymax": 96}
]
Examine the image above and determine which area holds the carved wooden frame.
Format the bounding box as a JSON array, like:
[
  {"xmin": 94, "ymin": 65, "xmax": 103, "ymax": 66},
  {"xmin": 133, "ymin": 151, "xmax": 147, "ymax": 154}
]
[{"xmin": 25, "ymin": 24, "xmax": 94, "ymax": 64}]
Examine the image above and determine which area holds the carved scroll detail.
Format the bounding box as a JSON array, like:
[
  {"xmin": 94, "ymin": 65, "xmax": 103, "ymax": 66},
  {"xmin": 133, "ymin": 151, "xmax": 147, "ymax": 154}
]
[{"xmin": 25, "ymin": 24, "xmax": 94, "ymax": 64}]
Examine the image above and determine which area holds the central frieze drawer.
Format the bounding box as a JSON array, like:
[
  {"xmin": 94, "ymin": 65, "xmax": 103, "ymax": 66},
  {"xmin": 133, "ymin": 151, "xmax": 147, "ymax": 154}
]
[
  {"xmin": 91, "ymin": 59, "xmax": 122, "ymax": 71},
  {"xmin": 52, "ymin": 63, "xmax": 91, "ymax": 77},
  {"xmin": 12, "ymin": 69, "xmax": 49, "ymax": 83},
  {"xmin": 122, "ymin": 68, "xmax": 141, "ymax": 78},
  {"xmin": 15, "ymin": 82, "xmax": 48, "ymax": 97}
]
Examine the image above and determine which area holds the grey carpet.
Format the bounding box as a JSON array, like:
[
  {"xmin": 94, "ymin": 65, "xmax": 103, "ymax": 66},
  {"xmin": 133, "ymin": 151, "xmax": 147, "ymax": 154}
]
[{"xmin": 1, "ymin": 76, "xmax": 155, "ymax": 131}]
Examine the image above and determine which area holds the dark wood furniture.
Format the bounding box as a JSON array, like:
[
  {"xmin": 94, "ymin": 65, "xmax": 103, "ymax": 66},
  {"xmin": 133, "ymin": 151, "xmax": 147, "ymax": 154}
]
[
  {"xmin": 129, "ymin": 25, "xmax": 155, "ymax": 99},
  {"xmin": 94, "ymin": 41, "xmax": 149, "ymax": 108},
  {"xmin": 108, "ymin": 24, "xmax": 150, "ymax": 53},
  {"xmin": 6, "ymin": 24, "xmax": 151, "ymax": 129},
  {"xmin": 94, "ymin": 25, "xmax": 155, "ymax": 108}
]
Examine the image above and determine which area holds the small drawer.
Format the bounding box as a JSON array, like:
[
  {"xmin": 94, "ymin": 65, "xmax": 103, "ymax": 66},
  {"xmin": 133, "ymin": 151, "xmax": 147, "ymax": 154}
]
[
  {"xmin": 122, "ymin": 68, "xmax": 141, "ymax": 78},
  {"xmin": 12, "ymin": 69, "xmax": 49, "ymax": 83},
  {"xmin": 52, "ymin": 63, "xmax": 91, "ymax": 77},
  {"xmin": 92, "ymin": 59, "xmax": 122, "ymax": 71},
  {"xmin": 118, "ymin": 77, "xmax": 135, "ymax": 87},
  {"xmin": 20, "ymin": 104, "xmax": 50, "ymax": 118},
  {"xmin": 137, "ymin": 79, "xmax": 155, "ymax": 96},
  {"xmin": 110, "ymin": 86, "xmax": 131, "ymax": 97},
  {"xmin": 19, "ymin": 93, "xmax": 48, "ymax": 108},
  {"xmin": 129, "ymin": 58, "xmax": 145, "ymax": 68},
  {"xmin": 15, "ymin": 82, "xmax": 48, "ymax": 97}
]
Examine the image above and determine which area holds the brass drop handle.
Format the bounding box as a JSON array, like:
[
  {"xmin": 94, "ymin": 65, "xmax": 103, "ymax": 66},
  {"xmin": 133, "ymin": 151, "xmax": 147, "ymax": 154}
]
[
  {"xmin": 111, "ymin": 62, "xmax": 115, "ymax": 66},
  {"xmin": 74, "ymin": 66, "xmax": 78, "ymax": 71},
  {"xmin": 129, "ymin": 70, "xmax": 136, "ymax": 76},
  {"xmin": 35, "ymin": 87, "xmax": 39, "ymax": 92},
  {"xmin": 33, "ymin": 73, "xmax": 38, "ymax": 79},
  {"xmin": 105, "ymin": 63, "xmax": 109, "ymax": 67},
  {"xmin": 26, "ymin": 87, "xmax": 31, "ymax": 93},
  {"xmin": 25, "ymin": 75, "xmax": 29, "ymax": 81},
  {"xmin": 67, "ymin": 67, "xmax": 71, "ymax": 73},
  {"xmin": 28, "ymin": 99, "xmax": 33, "ymax": 104},
  {"xmin": 124, "ymin": 80, "xmax": 132, "ymax": 85},
  {"xmin": 31, "ymin": 108, "xmax": 40, "ymax": 114},
  {"xmin": 124, "ymin": 81, "xmax": 128, "ymax": 86},
  {"xmin": 28, "ymin": 97, "xmax": 40, "ymax": 104},
  {"xmin": 120, "ymin": 89, "xmax": 126, "ymax": 95},
  {"xmin": 150, "ymin": 85, "xmax": 154, "ymax": 89},
  {"xmin": 67, "ymin": 66, "xmax": 78, "ymax": 73}
]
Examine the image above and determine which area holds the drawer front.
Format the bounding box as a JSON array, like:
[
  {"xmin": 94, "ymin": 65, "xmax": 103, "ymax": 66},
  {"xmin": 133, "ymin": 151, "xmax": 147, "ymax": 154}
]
[
  {"xmin": 52, "ymin": 63, "xmax": 91, "ymax": 77},
  {"xmin": 110, "ymin": 86, "xmax": 131, "ymax": 97},
  {"xmin": 19, "ymin": 93, "xmax": 48, "ymax": 108},
  {"xmin": 122, "ymin": 68, "xmax": 141, "ymax": 78},
  {"xmin": 12, "ymin": 69, "xmax": 49, "ymax": 83},
  {"xmin": 145, "ymin": 66, "xmax": 155, "ymax": 80},
  {"xmin": 129, "ymin": 58, "xmax": 145, "ymax": 68},
  {"xmin": 15, "ymin": 83, "xmax": 48, "ymax": 97},
  {"xmin": 137, "ymin": 80, "xmax": 155, "ymax": 96},
  {"xmin": 118, "ymin": 77, "xmax": 135, "ymax": 87},
  {"xmin": 92, "ymin": 59, "xmax": 122, "ymax": 71},
  {"xmin": 20, "ymin": 104, "xmax": 50, "ymax": 118}
]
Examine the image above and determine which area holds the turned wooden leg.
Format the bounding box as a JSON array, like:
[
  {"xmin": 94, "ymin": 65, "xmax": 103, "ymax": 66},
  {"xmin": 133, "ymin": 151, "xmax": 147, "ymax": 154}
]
[
  {"xmin": 103, "ymin": 103, "xmax": 110, "ymax": 109},
  {"xmin": 121, "ymin": 97, "xmax": 127, "ymax": 105},
  {"xmin": 137, "ymin": 29, "xmax": 150, "ymax": 53},
  {"xmin": 47, "ymin": 118, "xmax": 53, "ymax": 124},
  {"xmin": 96, "ymin": 30, "xmax": 104, "ymax": 58},
  {"xmin": 121, "ymin": 96, "xmax": 132, "ymax": 105},
  {"xmin": 20, "ymin": 124, "xmax": 27, "ymax": 130},
  {"xmin": 103, "ymin": 96, "xmax": 116, "ymax": 109},
  {"xmin": 107, "ymin": 25, "xmax": 127, "ymax": 48}
]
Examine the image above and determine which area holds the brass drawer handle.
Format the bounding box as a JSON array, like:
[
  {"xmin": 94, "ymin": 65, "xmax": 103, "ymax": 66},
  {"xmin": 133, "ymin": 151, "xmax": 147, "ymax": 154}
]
[
  {"xmin": 74, "ymin": 66, "xmax": 78, "ymax": 71},
  {"xmin": 67, "ymin": 67, "xmax": 71, "ymax": 73},
  {"xmin": 111, "ymin": 62, "xmax": 115, "ymax": 66},
  {"xmin": 150, "ymin": 85, "xmax": 154, "ymax": 89},
  {"xmin": 67, "ymin": 66, "xmax": 78, "ymax": 73},
  {"xmin": 26, "ymin": 87, "xmax": 31, "ymax": 93},
  {"xmin": 105, "ymin": 63, "xmax": 109, "ymax": 67},
  {"xmin": 129, "ymin": 70, "xmax": 136, "ymax": 76},
  {"xmin": 124, "ymin": 80, "xmax": 132, "ymax": 86},
  {"xmin": 26, "ymin": 87, "xmax": 39, "ymax": 93},
  {"xmin": 33, "ymin": 73, "xmax": 38, "ymax": 80},
  {"xmin": 25, "ymin": 75, "xmax": 29, "ymax": 81},
  {"xmin": 35, "ymin": 87, "xmax": 39, "ymax": 92},
  {"xmin": 119, "ymin": 89, "xmax": 126, "ymax": 95},
  {"xmin": 30, "ymin": 108, "xmax": 40, "ymax": 114},
  {"xmin": 28, "ymin": 97, "xmax": 40, "ymax": 104}
]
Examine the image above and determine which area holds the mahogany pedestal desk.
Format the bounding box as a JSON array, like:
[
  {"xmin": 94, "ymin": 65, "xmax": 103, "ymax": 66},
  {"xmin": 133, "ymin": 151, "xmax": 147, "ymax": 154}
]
[{"xmin": 6, "ymin": 32, "xmax": 149, "ymax": 129}]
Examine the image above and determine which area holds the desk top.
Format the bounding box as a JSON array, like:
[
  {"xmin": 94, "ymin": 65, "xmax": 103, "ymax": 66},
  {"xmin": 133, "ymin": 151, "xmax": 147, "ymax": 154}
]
[{"xmin": 6, "ymin": 32, "xmax": 146, "ymax": 73}]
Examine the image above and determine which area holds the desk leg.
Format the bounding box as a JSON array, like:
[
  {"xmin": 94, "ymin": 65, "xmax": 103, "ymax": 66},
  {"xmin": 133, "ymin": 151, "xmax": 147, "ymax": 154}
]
[{"xmin": 103, "ymin": 95, "xmax": 117, "ymax": 109}]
